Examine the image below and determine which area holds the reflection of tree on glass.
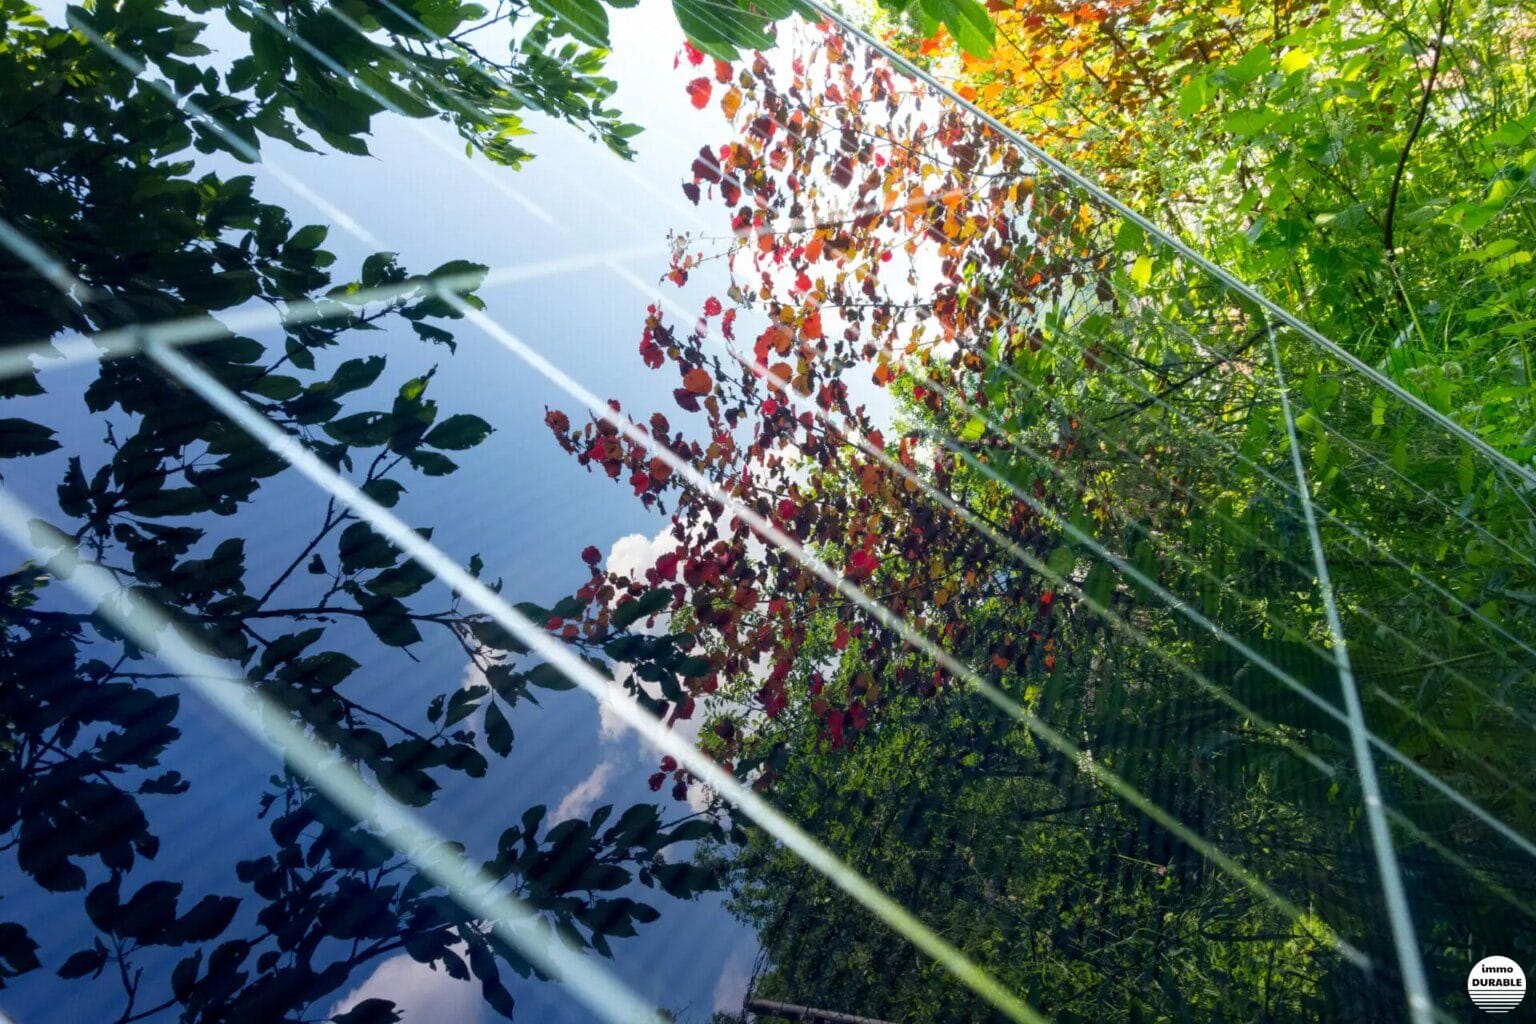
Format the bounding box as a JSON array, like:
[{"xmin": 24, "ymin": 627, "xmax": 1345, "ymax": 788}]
[
  {"xmin": 0, "ymin": 3, "xmax": 729, "ymax": 1020},
  {"xmin": 546, "ymin": 26, "xmax": 1536, "ymax": 1024}
]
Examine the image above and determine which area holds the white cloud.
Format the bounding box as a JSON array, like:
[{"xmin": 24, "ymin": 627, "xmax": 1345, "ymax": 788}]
[
  {"xmin": 330, "ymin": 952, "xmax": 485, "ymax": 1023},
  {"xmin": 553, "ymin": 759, "xmax": 618, "ymax": 820},
  {"xmin": 600, "ymin": 527, "xmax": 713, "ymax": 811},
  {"xmin": 456, "ymin": 660, "xmax": 491, "ymax": 733},
  {"xmin": 711, "ymin": 942, "xmax": 756, "ymax": 1014},
  {"xmin": 597, "ymin": 700, "xmax": 628, "ymax": 741},
  {"xmin": 605, "ymin": 527, "xmax": 684, "ymax": 638},
  {"xmin": 606, "ymin": 526, "xmax": 676, "ymax": 582}
]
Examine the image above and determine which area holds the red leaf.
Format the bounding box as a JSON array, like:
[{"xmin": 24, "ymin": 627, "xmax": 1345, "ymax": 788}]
[
  {"xmin": 684, "ymin": 42, "xmax": 705, "ymax": 66},
  {"xmin": 848, "ymin": 548, "xmax": 879, "ymax": 580},
  {"xmin": 639, "ymin": 339, "xmax": 664, "ymax": 369},
  {"xmin": 581, "ymin": 545, "xmax": 601, "ymax": 565},
  {"xmin": 703, "ymin": 296, "xmax": 722, "ymax": 316},
  {"xmin": 691, "ymin": 147, "xmax": 721, "ymax": 183},
  {"xmin": 686, "ymin": 78, "xmax": 712, "ymax": 109}
]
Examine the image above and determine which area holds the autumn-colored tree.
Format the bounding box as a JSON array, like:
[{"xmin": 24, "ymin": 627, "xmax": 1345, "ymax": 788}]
[
  {"xmin": 547, "ymin": 21, "xmax": 1536, "ymax": 1020},
  {"xmin": 936, "ymin": 0, "xmax": 1536, "ymax": 457}
]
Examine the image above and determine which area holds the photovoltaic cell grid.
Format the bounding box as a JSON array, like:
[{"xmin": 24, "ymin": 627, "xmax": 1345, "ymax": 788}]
[{"xmin": 0, "ymin": 2, "xmax": 1532, "ymax": 1022}]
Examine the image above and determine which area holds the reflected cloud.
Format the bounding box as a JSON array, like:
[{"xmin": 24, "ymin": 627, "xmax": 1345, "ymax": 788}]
[{"xmin": 331, "ymin": 952, "xmax": 486, "ymax": 1023}]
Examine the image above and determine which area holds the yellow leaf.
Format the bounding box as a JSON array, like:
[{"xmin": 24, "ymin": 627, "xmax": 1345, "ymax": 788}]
[
  {"xmin": 1279, "ymin": 48, "xmax": 1313, "ymax": 73},
  {"xmin": 1130, "ymin": 254, "xmax": 1153, "ymax": 289},
  {"xmin": 721, "ymin": 87, "xmax": 743, "ymax": 118}
]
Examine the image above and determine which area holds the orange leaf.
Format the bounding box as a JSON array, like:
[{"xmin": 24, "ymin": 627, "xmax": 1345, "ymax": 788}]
[
  {"xmin": 800, "ymin": 309, "xmax": 823, "ymax": 341},
  {"xmin": 721, "ymin": 87, "xmax": 743, "ymax": 118},
  {"xmin": 683, "ymin": 367, "xmax": 713, "ymax": 394}
]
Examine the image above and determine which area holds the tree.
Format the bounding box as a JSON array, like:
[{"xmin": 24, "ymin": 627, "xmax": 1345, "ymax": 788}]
[
  {"xmin": 0, "ymin": 1, "xmax": 727, "ymax": 1019},
  {"xmin": 937, "ymin": 0, "xmax": 1536, "ymax": 456},
  {"xmin": 545, "ymin": 25, "xmax": 1536, "ymax": 1020}
]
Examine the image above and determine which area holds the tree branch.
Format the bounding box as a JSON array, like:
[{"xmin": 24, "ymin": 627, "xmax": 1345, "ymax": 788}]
[{"xmin": 1383, "ymin": 0, "xmax": 1453, "ymax": 259}]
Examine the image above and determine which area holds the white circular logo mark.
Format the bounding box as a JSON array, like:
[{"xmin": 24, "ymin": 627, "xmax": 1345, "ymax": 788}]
[{"xmin": 1469, "ymin": 956, "xmax": 1526, "ymax": 1013}]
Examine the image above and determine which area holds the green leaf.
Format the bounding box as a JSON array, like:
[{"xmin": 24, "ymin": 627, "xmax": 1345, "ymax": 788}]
[
  {"xmin": 1224, "ymin": 44, "xmax": 1272, "ymax": 85},
  {"xmin": 366, "ymin": 559, "xmax": 434, "ymax": 598},
  {"xmin": 424, "ymin": 413, "xmax": 493, "ymax": 451},
  {"xmin": 338, "ymin": 522, "xmax": 398, "ymax": 573},
  {"xmin": 406, "ymin": 450, "xmax": 458, "ymax": 476},
  {"xmin": 333, "ymin": 998, "xmax": 403, "ymax": 1024},
  {"xmin": 673, "ymin": 0, "xmax": 774, "ymax": 58},
  {"xmin": 324, "ymin": 411, "xmax": 401, "ymax": 447},
  {"xmin": 938, "ymin": 0, "xmax": 994, "ymax": 58},
  {"xmin": 1223, "ymin": 108, "xmax": 1276, "ymax": 137},
  {"xmin": 1178, "ymin": 75, "xmax": 1209, "ymax": 118},
  {"xmin": 484, "ymin": 700, "xmax": 514, "ymax": 757},
  {"xmin": 1115, "ymin": 219, "xmax": 1146, "ymax": 253},
  {"xmin": 56, "ymin": 946, "xmax": 107, "ymax": 979},
  {"xmin": 287, "ymin": 224, "xmax": 327, "ymax": 250},
  {"xmin": 468, "ymin": 617, "xmax": 530, "ymax": 654},
  {"xmin": 445, "ymin": 684, "xmax": 488, "ymax": 726},
  {"xmin": 332, "ymin": 356, "xmax": 386, "ymax": 394},
  {"xmin": 611, "ymin": 588, "xmax": 672, "ymax": 630},
  {"xmin": 357, "ymin": 594, "xmax": 423, "ymax": 648},
  {"xmin": 1083, "ymin": 562, "xmax": 1115, "ymax": 608},
  {"xmin": 527, "ymin": 662, "xmax": 578, "ymax": 690},
  {"xmin": 361, "ymin": 478, "xmax": 406, "ymax": 507},
  {"xmin": 0, "ymin": 418, "xmax": 61, "ymax": 458},
  {"xmin": 529, "ymin": 0, "xmax": 610, "ymax": 48},
  {"xmin": 1129, "ymin": 540, "xmax": 1158, "ymax": 600}
]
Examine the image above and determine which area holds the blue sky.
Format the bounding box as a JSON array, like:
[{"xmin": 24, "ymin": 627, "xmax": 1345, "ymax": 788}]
[{"xmin": 0, "ymin": 3, "xmax": 768, "ymax": 1020}]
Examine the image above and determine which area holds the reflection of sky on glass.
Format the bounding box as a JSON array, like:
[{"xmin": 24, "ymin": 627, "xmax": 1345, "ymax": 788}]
[{"xmin": 0, "ymin": 3, "xmax": 787, "ymax": 1020}]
